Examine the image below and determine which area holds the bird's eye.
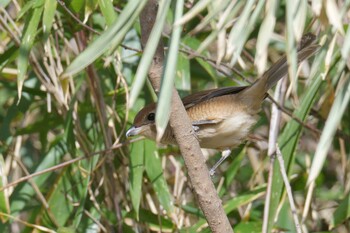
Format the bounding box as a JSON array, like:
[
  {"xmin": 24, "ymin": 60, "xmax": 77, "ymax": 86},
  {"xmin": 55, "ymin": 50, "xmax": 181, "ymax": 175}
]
[{"xmin": 147, "ymin": 113, "xmax": 155, "ymax": 121}]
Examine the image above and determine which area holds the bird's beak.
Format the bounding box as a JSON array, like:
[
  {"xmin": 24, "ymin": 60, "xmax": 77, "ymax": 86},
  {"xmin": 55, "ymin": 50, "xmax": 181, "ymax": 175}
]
[{"xmin": 126, "ymin": 126, "xmax": 142, "ymax": 137}]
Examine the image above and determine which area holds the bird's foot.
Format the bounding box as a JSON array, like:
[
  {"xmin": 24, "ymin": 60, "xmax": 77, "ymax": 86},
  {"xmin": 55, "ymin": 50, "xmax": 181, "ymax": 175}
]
[
  {"xmin": 192, "ymin": 125, "xmax": 200, "ymax": 133},
  {"xmin": 209, "ymin": 149, "xmax": 232, "ymax": 176}
]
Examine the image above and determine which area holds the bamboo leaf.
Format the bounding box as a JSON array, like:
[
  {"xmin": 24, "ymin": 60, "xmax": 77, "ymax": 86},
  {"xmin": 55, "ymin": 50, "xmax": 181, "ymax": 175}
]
[
  {"xmin": 17, "ymin": 2, "xmax": 43, "ymax": 102},
  {"xmin": 42, "ymin": 0, "xmax": 57, "ymax": 41},
  {"xmin": 266, "ymin": 48, "xmax": 326, "ymax": 232},
  {"xmin": 190, "ymin": 0, "xmax": 232, "ymax": 35},
  {"xmin": 0, "ymin": 155, "xmax": 10, "ymax": 223},
  {"xmin": 72, "ymin": 157, "xmax": 98, "ymax": 228},
  {"xmin": 326, "ymin": 0, "xmax": 345, "ymax": 34},
  {"xmin": 156, "ymin": 0, "xmax": 184, "ymax": 141},
  {"xmin": 187, "ymin": 187, "xmax": 265, "ymax": 232},
  {"xmin": 129, "ymin": 140, "xmax": 145, "ymax": 219},
  {"xmin": 175, "ymin": 53, "xmax": 191, "ymax": 91},
  {"xmin": 307, "ymin": 71, "xmax": 350, "ymax": 184},
  {"xmin": 341, "ymin": 26, "xmax": 350, "ymax": 59},
  {"xmin": 196, "ymin": 1, "xmax": 243, "ymax": 54},
  {"xmin": 63, "ymin": 0, "xmax": 144, "ymax": 77},
  {"xmin": 10, "ymin": 143, "xmax": 66, "ymax": 215},
  {"xmin": 285, "ymin": 0, "xmax": 298, "ymax": 91},
  {"xmin": 129, "ymin": 0, "xmax": 172, "ymax": 107},
  {"xmin": 144, "ymin": 140, "xmax": 174, "ymax": 214},
  {"xmin": 234, "ymin": 222, "xmax": 262, "ymax": 233},
  {"xmin": 175, "ymin": 0, "xmax": 210, "ymax": 26},
  {"xmin": 228, "ymin": 0, "xmax": 265, "ymax": 66},
  {"xmin": 330, "ymin": 191, "xmax": 350, "ymax": 228},
  {"xmin": 97, "ymin": 0, "xmax": 117, "ymax": 26},
  {"xmin": 312, "ymin": 0, "xmax": 322, "ymax": 15},
  {"xmin": 255, "ymin": 0, "xmax": 277, "ymax": 75}
]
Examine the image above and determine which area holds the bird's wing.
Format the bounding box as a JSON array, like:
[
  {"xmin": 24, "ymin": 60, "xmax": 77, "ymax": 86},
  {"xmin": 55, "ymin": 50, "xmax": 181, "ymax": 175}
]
[
  {"xmin": 192, "ymin": 119, "xmax": 223, "ymax": 134},
  {"xmin": 192, "ymin": 119, "xmax": 221, "ymax": 125},
  {"xmin": 182, "ymin": 86, "xmax": 248, "ymax": 109}
]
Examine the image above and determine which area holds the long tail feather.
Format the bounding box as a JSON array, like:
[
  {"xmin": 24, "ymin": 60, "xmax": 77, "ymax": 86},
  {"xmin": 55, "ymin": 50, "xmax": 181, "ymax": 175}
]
[{"xmin": 240, "ymin": 33, "xmax": 320, "ymax": 111}]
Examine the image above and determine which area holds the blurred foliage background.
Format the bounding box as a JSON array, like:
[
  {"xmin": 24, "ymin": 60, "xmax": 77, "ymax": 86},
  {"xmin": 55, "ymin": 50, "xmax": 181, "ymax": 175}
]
[{"xmin": 0, "ymin": 0, "xmax": 350, "ymax": 232}]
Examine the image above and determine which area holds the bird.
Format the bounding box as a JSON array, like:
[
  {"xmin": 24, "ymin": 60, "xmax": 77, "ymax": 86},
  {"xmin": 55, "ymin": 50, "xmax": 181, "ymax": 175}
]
[{"xmin": 126, "ymin": 33, "xmax": 320, "ymax": 175}]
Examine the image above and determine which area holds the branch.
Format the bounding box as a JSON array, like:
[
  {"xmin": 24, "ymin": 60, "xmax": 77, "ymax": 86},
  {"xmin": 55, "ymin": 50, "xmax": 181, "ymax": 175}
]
[
  {"xmin": 139, "ymin": 1, "xmax": 233, "ymax": 232},
  {"xmin": 276, "ymin": 146, "xmax": 302, "ymax": 233}
]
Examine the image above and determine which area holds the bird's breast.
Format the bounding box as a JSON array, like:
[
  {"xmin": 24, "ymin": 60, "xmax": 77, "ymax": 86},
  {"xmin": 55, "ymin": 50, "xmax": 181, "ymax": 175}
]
[{"xmin": 194, "ymin": 112, "xmax": 258, "ymax": 150}]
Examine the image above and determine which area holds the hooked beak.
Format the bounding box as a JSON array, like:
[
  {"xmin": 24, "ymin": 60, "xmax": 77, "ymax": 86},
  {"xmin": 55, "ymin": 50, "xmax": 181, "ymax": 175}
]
[{"xmin": 126, "ymin": 126, "xmax": 142, "ymax": 137}]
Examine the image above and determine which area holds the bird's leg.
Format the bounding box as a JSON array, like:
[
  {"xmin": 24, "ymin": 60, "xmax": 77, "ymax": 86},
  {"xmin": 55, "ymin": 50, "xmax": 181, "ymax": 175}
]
[{"xmin": 209, "ymin": 149, "xmax": 231, "ymax": 176}]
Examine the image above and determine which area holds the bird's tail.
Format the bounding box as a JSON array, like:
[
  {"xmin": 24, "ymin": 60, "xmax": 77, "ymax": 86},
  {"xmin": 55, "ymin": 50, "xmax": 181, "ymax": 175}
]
[{"xmin": 240, "ymin": 33, "xmax": 320, "ymax": 111}]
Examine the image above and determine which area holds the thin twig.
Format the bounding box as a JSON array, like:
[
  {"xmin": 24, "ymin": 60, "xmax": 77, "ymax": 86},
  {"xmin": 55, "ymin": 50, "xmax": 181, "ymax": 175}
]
[
  {"xmin": 0, "ymin": 212, "xmax": 55, "ymax": 233},
  {"xmin": 56, "ymin": 0, "xmax": 142, "ymax": 54},
  {"xmin": 0, "ymin": 138, "xmax": 142, "ymax": 191},
  {"xmin": 13, "ymin": 156, "xmax": 60, "ymax": 227},
  {"xmin": 276, "ymin": 145, "xmax": 303, "ymax": 233},
  {"xmin": 179, "ymin": 47, "xmax": 247, "ymax": 84},
  {"xmin": 56, "ymin": 0, "xmax": 100, "ymax": 34},
  {"xmin": 302, "ymin": 181, "xmax": 315, "ymax": 226},
  {"xmin": 263, "ymin": 153, "xmax": 276, "ymax": 233},
  {"xmin": 262, "ymin": 78, "xmax": 285, "ymax": 233},
  {"xmin": 84, "ymin": 209, "xmax": 107, "ymax": 232}
]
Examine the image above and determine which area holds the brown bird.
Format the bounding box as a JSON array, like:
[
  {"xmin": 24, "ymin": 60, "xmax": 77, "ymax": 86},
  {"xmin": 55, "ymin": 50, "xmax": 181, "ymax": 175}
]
[{"xmin": 126, "ymin": 34, "xmax": 319, "ymax": 175}]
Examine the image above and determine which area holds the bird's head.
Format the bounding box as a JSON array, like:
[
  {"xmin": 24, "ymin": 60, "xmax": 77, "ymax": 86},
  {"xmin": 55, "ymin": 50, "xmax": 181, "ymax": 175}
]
[{"xmin": 126, "ymin": 103, "xmax": 158, "ymax": 141}]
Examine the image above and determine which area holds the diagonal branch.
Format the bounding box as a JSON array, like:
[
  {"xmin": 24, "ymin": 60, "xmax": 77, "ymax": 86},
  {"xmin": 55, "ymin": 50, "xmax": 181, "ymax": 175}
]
[{"xmin": 139, "ymin": 1, "xmax": 233, "ymax": 232}]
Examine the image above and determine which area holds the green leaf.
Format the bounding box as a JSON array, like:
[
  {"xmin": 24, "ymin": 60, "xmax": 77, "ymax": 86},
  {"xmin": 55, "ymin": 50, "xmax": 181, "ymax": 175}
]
[
  {"xmin": 285, "ymin": 0, "xmax": 298, "ymax": 90},
  {"xmin": 144, "ymin": 140, "xmax": 174, "ymax": 214},
  {"xmin": 0, "ymin": 155, "xmax": 10, "ymax": 223},
  {"xmin": 175, "ymin": 52, "xmax": 191, "ymax": 91},
  {"xmin": 125, "ymin": 208, "xmax": 174, "ymax": 231},
  {"xmin": 57, "ymin": 226, "xmax": 76, "ymax": 233},
  {"xmin": 0, "ymin": 0, "xmax": 11, "ymax": 7},
  {"xmin": 72, "ymin": 157, "xmax": 98, "ymax": 228},
  {"xmin": 67, "ymin": 0, "xmax": 85, "ymax": 14},
  {"xmin": 17, "ymin": 2, "xmax": 44, "ymax": 102},
  {"xmin": 129, "ymin": 0, "xmax": 172, "ymax": 107},
  {"xmin": 308, "ymin": 70, "xmax": 350, "ymax": 184},
  {"xmin": 187, "ymin": 187, "xmax": 265, "ymax": 232},
  {"xmin": 0, "ymin": 45, "xmax": 19, "ymax": 72},
  {"xmin": 341, "ymin": 26, "xmax": 350, "ymax": 59},
  {"xmin": 16, "ymin": 0, "xmax": 36, "ymax": 20},
  {"xmin": 39, "ymin": 161, "xmax": 91, "ymax": 228},
  {"xmin": 42, "ymin": 0, "xmax": 57, "ymax": 41},
  {"xmin": 227, "ymin": 0, "xmax": 265, "ymax": 65},
  {"xmin": 78, "ymin": 205, "xmax": 104, "ymax": 231},
  {"xmin": 129, "ymin": 140, "xmax": 145, "ymax": 219},
  {"xmin": 0, "ymin": 92, "xmax": 32, "ymax": 141},
  {"xmin": 64, "ymin": 0, "xmax": 146, "ymax": 77},
  {"xmin": 190, "ymin": 0, "xmax": 233, "ymax": 34},
  {"xmin": 234, "ymin": 221, "xmax": 262, "ymax": 233},
  {"xmin": 156, "ymin": 0, "xmax": 184, "ymax": 140},
  {"xmin": 196, "ymin": 1, "xmax": 243, "ymax": 54},
  {"xmin": 175, "ymin": 0, "xmax": 210, "ymax": 26},
  {"xmin": 331, "ymin": 192, "xmax": 350, "ymax": 228},
  {"xmin": 266, "ymin": 47, "xmax": 327, "ymax": 232},
  {"xmin": 183, "ymin": 36, "xmax": 217, "ymax": 81},
  {"xmin": 255, "ymin": 0, "xmax": 277, "ymax": 74},
  {"xmin": 224, "ymin": 187, "xmax": 265, "ymax": 214},
  {"xmin": 224, "ymin": 147, "xmax": 245, "ymax": 186},
  {"xmin": 10, "ymin": 142, "xmax": 66, "ymax": 215},
  {"xmin": 97, "ymin": 0, "xmax": 117, "ymax": 26}
]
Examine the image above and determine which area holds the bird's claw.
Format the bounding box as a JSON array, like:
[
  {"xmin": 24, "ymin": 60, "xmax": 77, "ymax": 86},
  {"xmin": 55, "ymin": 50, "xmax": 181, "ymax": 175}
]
[
  {"xmin": 192, "ymin": 125, "xmax": 200, "ymax": 133},
  {"xmin": 209, "ymin": 168, "xmax": 216, "ymax": 176}
]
